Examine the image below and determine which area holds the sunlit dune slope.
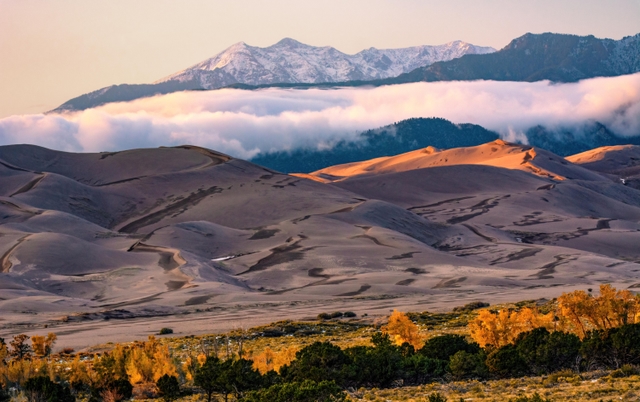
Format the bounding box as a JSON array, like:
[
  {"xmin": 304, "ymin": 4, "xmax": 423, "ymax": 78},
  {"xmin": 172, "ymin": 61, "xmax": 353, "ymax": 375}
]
[
  {"xmin": 297, "ymin": 140, "xmax": 607, "ymax": 182},
  {"xmin": 568, "ymin": 145, "xmax": 640, "ymax": 190},
  {"xmin": 567, "ymin": 145, "xmax": 640, "ymax": 174}
]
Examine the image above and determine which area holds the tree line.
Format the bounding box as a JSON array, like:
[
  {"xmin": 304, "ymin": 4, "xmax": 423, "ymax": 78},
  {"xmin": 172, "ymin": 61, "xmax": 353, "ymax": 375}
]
[{"xmin": 1, "ymin": 284, "xmax": 639, "ymax": 401}]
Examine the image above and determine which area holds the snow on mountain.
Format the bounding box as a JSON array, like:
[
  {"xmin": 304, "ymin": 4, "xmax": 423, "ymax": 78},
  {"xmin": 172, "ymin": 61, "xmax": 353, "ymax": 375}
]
[
  {"xmin": 156, "ymin": 38, "xmax": 496, "ymax": 89},
  {"xmin": 603, "ymin": 34, "xmax": 640, "ymax": 75}
]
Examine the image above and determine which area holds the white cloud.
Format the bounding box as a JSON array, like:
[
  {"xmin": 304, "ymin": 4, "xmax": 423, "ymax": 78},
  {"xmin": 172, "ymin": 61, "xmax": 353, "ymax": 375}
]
[{"xmin": 1, "ymin": 74, "xmax": 639, "ymax": 158}]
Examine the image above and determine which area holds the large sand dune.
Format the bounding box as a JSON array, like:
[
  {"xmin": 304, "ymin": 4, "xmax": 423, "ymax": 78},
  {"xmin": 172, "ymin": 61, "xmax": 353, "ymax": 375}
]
[
  {"xmin": 567, "ymin": 145, "xmax": 640, "ymax": 190},
  {"xmin": 302, "ymin": 140, "xmax": 608, "ymax": 182},
  {"xmin": 1, "ymin": 142, "xmax": 639, "ymax": 350}
]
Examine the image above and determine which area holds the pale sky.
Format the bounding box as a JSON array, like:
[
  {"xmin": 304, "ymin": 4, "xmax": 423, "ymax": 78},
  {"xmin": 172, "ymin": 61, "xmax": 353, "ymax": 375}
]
[{"xmin": 1, "ymin": 0, "xmax": 639, "ymax": 118}]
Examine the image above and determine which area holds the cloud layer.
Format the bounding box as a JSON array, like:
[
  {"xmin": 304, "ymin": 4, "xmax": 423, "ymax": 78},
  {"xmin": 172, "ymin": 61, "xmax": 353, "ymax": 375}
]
[{"xmin": 1, "ymin": 73, "xmax": 639, "ymax": 159}]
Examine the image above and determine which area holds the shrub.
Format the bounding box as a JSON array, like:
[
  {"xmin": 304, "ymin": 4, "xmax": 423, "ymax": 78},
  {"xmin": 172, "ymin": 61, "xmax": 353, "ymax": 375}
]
[
  {"xmin": 486, "ymin": 344, "xmax": 528, "ymax": 378},
  {"xmin": 156, "ymin": 374, "xmax": 180, "ymax": 401},
  {"xmin": 344, "ymin": 340, "xmax": 404, "ymax": 388},
  {"xmin": 610, "ymin": 323, "xmax": 640, "ymax": 367},
  {"xmin": 515, "ymin": 328, "xmax": 580, "ymax": 374},
  {"xmin": 449, "ymin": 350, "xmax": 488, "ymax": 379},
  {"xmin": 453, "ymin": 301, "xmax": 490, "ymax": 312},
  {"xmin": 330, "ymin": 312, "xmax": 344, "ymax": 319},
  {"xmin": 0, "ymin": 383, "xmax": 9, "ymax": 402},
  {"xmin": 159, "ymin": 328, "xmax": 174, "ymax": 335},
  {"xmin": 543, "ymin": 368, "xmax": 578, "ymax": 385},
  {"xmin": 427, "ymin": 392, "xmax": 447, "ymax": 402},
  {"xmin": 96, "ymin": 378, "xmax": 133, "ymax": 402},
  {"xmin": 23, "ymin": 376, "xmax": 75, "ymax": 402},
  {"xmin": 343, "ymin": 311, "xmax": 357, "ymax": 318},
  {"xmin": 243, "ymin": 380, "xmax": 346, "ymax": 402},
  {"xmin": 580, "ymin": 329, "xmax": 614, "ymax": 370},
  {"xmin": 317, "ymin": 313, "xmax": 331, "ymax": 320},
  {"xmin": 195, "ymin": 356, "xmax": 262, "ymax": 402},
  {"xmin": 194, "ymin": 356, "xmax": 225, "ymax": 402},
  {"xmin": 285, "ymin": 342, "xmax": 351, "ymax": 385},
  {"xmin": 610, "ymin": 364, "xmax": 639, "ymax": 378},
  {"xmin": 59, "ymin": 347, "xmax": 75, "ymax": 355},
  {"xmin": 510, "ymin": 393, "xmax": 551, "ymax": 402},
  {"xmin": 419, "ymin": 334, "xmax": 480, "ymax": 361},
  {"xmin": 402, "ymin": 354, "xmax": 448, "ymax": 385},
  {"xmin": 226, "ymin": 358, "xmax": 264, "ymax": 400},
  {"xmin": 9, "ymin": 334, "xmax": 31, "ymax": 360}
]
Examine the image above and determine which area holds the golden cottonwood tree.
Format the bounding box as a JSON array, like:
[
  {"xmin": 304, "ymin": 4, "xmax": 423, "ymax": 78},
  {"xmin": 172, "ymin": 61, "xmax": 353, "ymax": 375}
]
[
  {"xmin": 126, "ymin": 336, "xmax": 177, "ymax": 384},
  {"xmin": 558, "ymin": 284, "xmax": 640, "ymax": 338},
  {"xmin": 31, "ymin": 333, "xmax": 57, "ymax": 357},
  {"xmin": 68, "ymin": 355, "xmax": 90, "ymax": 386},
  {"xmin": 252, "ymin": 347, "xmax": 276, "ymax": 374},
  {"xmin": 383, "ymin": 310, "xmax": 423, "ymax": 349},
  {"xmin": 252, "ymin": 346, "xmax": 298, "ymax": 374},
  {"xmin": 469, "ymin": 308, "xmax": 554, "ymax": 348}
]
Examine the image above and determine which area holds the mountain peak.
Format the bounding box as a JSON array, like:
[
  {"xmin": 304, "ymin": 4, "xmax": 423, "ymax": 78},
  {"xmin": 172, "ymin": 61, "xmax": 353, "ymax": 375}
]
[
  {"xmin": 156, "ymin": 38, "xmax": 497, "ymax": 89},
  {"xmin": 273, "ymin": 37, "xmax": 305, "ymax": 48},
  {"xmin": 229, "ymin": 41, "xmax": 247, "ymax": 48}
]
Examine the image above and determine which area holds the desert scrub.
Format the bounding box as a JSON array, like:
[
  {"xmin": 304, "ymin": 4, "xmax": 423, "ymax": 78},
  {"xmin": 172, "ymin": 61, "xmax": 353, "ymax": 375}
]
[{"xmin": 353, "ymin": 372, "xmax": 638, "ymax": 401}]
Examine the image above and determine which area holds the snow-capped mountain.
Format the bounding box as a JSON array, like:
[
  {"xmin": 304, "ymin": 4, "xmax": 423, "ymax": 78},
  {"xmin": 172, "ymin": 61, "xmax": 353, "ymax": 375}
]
[
  {"xmin": 52, "ymin": 38, "xmax": 495, "ymax": 112},
  {"xmin": 156, "ymin": 38, "xmax": 496, "ymax": 89}
]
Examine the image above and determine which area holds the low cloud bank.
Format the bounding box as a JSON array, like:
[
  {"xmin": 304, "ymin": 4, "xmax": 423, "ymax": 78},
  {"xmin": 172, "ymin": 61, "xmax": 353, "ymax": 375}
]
[{"xmin": 1, "ymin": 74, "xmax": 639, "ymax": 158}]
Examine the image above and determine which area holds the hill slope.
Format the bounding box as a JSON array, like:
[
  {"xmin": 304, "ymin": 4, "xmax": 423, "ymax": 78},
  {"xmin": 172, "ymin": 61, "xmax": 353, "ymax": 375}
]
[{"xmin": 388, "ymin": 32, "xmax": 640, "ymax": 84}]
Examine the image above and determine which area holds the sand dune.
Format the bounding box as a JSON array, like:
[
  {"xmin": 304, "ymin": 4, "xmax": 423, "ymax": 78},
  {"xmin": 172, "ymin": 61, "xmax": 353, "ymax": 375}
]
[
  {"xmin": 302, "ymin": 140, "xmax": 607, "ymax": 182},
  {"xmin": 568, "ymin": 145, "xmax": 640, "ymax": 190},
  {"xmin": 1, "ymin": 142, "xmax": 640, "ymax": 350}
]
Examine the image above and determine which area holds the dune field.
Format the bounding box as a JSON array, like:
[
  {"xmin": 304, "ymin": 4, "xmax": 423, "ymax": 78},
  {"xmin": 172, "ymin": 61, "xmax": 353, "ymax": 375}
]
[{"xmin": 1, "ymin": 141, "xmax": 639, "ymax": 349}]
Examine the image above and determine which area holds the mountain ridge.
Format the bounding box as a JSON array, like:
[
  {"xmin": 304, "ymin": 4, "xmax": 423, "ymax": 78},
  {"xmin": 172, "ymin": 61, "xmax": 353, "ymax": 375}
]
[
  {"xmin": 217, "ymin": 32, "xmax": 640, "ymax": 90},
  {"xmin": 390, "ymin": 32, "xmax": 640, "ymax": 83},
  {"xmin": 51, "ymin": 38, "xmax": 494, "ymax": 113},
  {"xmin": 156, "ymin": 37, "xmax": 495, "ymax": 87}
]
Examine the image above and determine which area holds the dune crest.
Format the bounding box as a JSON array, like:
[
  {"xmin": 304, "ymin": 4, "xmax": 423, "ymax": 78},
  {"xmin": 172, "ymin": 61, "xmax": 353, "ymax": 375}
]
[{"xmin": 302, "ymin": 140, "xmax": 606, "ymax": 182}]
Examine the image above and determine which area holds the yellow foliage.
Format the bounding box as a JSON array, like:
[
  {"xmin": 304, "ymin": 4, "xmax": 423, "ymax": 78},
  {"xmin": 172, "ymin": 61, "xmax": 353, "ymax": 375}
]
[
  {"xmin": 469, "ymin": 307, "xmax": 554, "ymax": 348},
  {"xmin": 126, "ymin": 335, "xmax": 177, "ymax": 384},
  {"xmin": 152, "ymin": 344, "xmax": 178, "ymax": 381},
  {"xmin": 68, "ymin": 355, "xmax": 90, "ymax": 385},
  {"xmin": 252, "ymin": 347, "xmax": 276, "ymax": 374},
  {"xmin": 383, "ymin": 310, "xmax": 423, "ymax": 349},
  {"xmin": 182, "ymin": 355, "xmax": 196, "ymax": 383},
  {"xmin": 31, "ymin": 333, "xmax": 57, "ymax": 357},
  {"xmin": 0, "ymin": 341, "xmax": 7, "ymax": 365},
  {"xmin": 252, "ymin": 346, "xmax": 299, "ymax": 374},
  {"xmin": 558, "ymin": 284, "xmax": 640, "ymax": 338},
  {"xmin": 126, "ymin": 347, "xmax": 153, "ymax": 384},
  {"xmin": 5, "ymin": 359, "xmax": 36, "ymax": 386},
  {"xmin": 197, "ymin": 353, "xmax": 207, "ymax": 366},
  {"xmin": 31, "ymin": 336, "xmax": 45, "ymax": 358},
  {"xmin": 278, "ymin": 346, "xmax": 298, "ymax": 369}
]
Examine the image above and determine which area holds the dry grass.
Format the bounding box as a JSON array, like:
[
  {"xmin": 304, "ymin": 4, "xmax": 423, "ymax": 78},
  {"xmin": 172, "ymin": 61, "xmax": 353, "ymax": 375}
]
[{"xmin": 348, "ymin": 371, "xmax": 637, "ymax": 401}]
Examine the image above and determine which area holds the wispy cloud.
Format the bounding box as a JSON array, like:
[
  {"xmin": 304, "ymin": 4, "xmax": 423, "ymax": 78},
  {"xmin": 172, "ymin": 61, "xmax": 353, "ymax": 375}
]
[{"xmin": 1, "ymin": 74, "xmax": 639, "ymax": 158}]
